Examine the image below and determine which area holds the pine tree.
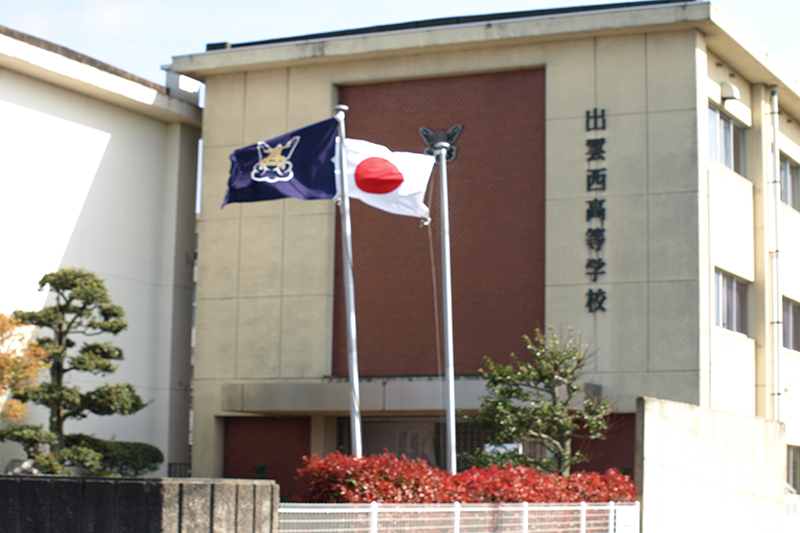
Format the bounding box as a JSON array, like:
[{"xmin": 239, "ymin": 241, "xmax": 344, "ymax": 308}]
[{"xmin": 0, "ymin": 268, "xmax": 162, "ymax": 476}]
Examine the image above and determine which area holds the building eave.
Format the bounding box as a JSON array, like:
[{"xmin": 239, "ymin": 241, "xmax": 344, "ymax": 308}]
[
  {"xmin": 0, "ymin": 26, "xmax": 201, "ymax": 128},
  {"xmin": 704, "ymin": 3, "xmax": 800, "ymax": 118},
  {"xmin": 169, "ymin": 1, "xmax": 715, "ymax": 79},
  {"xmin": 168, "ymin": 1, "xmax": 800, "ymax": 119}
]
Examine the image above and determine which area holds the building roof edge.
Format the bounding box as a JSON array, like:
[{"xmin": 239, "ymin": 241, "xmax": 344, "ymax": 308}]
[{"xmin": 0, "ymin": 25, "xmax": 201, "ymax": 127}]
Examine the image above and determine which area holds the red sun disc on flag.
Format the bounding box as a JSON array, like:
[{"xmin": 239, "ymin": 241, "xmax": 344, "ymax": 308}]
[{"xmin": 354, "ymin": 157, "xmax": 404, "ymax": 194}]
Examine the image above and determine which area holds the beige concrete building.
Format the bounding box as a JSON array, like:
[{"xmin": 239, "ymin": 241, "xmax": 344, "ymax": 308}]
[{"xmin": 169, "ymin": 0, "xmax": 800, "ymax": 502}]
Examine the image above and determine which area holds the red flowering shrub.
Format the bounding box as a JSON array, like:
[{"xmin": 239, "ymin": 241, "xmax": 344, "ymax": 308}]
[
  {"xmin": 295, "ymin": 452, "xmax": 635, "ymax": 503},
  {"xmin": 456, "ymin": 465, "xmax": 567, "ymax": 503},
  {"xmin": 294, "ymin": 452, "xmax": 459, "ymax": 503},
  {"xmin": 565, "ymin": 469, "xmax": 637, "ymax": 503}
]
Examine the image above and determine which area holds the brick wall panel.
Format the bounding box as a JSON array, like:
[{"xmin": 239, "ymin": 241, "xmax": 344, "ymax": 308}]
[{"xmin": 334, "ymin": 69, "xmax": 546, "ymax": 376}]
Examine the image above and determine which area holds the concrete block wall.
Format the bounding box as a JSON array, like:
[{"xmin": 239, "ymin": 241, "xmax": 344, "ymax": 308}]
[
  {"xmin": 636, "ymin": 397, "xmax": 785, "ymax": 533},
  {"xmin": 0, "ymin": 476, "xmax": 279, "ymax": 533}
]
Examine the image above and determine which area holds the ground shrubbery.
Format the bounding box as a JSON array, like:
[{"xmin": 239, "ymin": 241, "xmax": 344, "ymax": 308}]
[{"xmin": 294, "ymin": 452, "xmax": 635, "ymax": 503}]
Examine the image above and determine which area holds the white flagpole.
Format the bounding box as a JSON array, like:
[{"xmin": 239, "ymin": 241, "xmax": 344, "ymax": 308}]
[
  {"xmin": 434, "ymin": 141, "xmax": 457, "ymax": 475},
  {"xmin": 334, "ymin": 105, "xmax": 363, "ymax": 457}
]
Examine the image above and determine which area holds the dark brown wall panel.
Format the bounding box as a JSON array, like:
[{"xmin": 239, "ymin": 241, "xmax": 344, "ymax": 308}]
[
  {"xmin": 224, "ymin": 416, "xmax": 310, "ymax": 500},
  {"xmin": 574, "ymin": 413, "xmax": 636, "ymax": 476},
  {"xmin": 334, "ymin": 69, "xmax": 546, "ymax": 377}
]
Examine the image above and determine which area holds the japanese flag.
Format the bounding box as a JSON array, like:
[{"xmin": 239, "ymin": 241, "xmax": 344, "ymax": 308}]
[{"xmin": 336, "ymin": 138, "xmax": 435, "ymax": 218}]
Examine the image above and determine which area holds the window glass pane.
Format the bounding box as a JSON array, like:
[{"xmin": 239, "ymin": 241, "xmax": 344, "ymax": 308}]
[
  {"xmin": 779, "ymin": 157, "xmax": 800, "ymax": 210},
  {"xmin": 734, "ymin": 280, "xmax": 747, "ymax": 334},
  {"xmin": 714, "ymin": 272, "xmax": 723, "ymax": 326},
  {"xmin": 792, "ymin": 446, "xmax": 800, "ymax": 492},
  {"xmin": 723, "ymin": 275, "xmax": 733, "ymax": 330},
  {"xmin": 721, "ymin": 116, "xmax": 733, "ymax": 167},
  {"xmin": 781, "ymin": 156, "xmax": 790, "ymax": 204},
  {"xmin": 785, "ymin": 299, "xmax": 792, "ymax": 348},
  {"xmin": 715, "ymin": 271, "xmax": 749, "ymax": 335},
  {"xmin": 733, "ymin": 125, "xmax": 745, "ymax": 175},
  {"xmin": 709, "ymin": 107, "xmax": 719, "ymax": 162},
  {"xmin": 709, "ymin": 107, "xmax": 746, "ymax": 175},
  {"xmin": 793, "ymin": 303, "xmax": 800, "ymax": 351}
]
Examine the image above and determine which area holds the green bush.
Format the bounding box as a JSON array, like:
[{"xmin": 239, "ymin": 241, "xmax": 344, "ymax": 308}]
[{"xmin": 65, "ymin": 434, "xmax": 163, "ymax": 477}]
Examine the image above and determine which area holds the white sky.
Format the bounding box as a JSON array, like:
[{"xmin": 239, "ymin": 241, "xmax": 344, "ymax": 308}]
[{"xmin": 1, "ymin": 0, "xmax": 797, "ymax": 87}]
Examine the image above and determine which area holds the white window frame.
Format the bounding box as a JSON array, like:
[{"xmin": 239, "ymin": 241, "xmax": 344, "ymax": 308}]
[
  {"xmin": 714, "ymin": 270, "xmax": 748, "ymax": 335},
  {"xmin": 780, "ymin": 155, "xmax": 800, "ymax": 211},
  {"xmin": 709, "ymin": 106, "xmax": 746, "ymax": 175}
]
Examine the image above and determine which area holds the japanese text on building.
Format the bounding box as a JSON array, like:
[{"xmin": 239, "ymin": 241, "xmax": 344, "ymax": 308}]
[{"xmin": 585, "ymin": 108, "xmax": 607, "ymax": 312}]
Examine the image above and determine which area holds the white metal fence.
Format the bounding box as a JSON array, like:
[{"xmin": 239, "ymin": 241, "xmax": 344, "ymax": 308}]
[{"xmin": 279, "ymin": 501, "xmax": 640, "ymax": 533}]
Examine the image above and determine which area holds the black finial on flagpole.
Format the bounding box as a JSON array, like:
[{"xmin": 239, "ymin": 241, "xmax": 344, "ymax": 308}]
[{"xmin": 419, "ymin": 124, "xmax": 463, "ymax": 162}]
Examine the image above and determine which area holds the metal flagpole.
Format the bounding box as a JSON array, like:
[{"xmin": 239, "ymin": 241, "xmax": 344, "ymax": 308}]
[
  {"xmin": 334, "ymin": 104, "xmax": 363, "ymax": 457},
  {"xmin": 434, "ymin": 141, "xmax": 457, "ymax": 475}
]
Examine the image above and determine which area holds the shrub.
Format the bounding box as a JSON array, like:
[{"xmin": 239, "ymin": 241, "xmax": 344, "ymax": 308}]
[
  {"xmin": 456, "ymin": 464, "xmax": 636, "ymax": 503},
  {"xmin": 294, "ymin": 451, "xmax": 459, "ymax": 503},
  {"xmin": 473, "ymin": 328, "xmax": 611, "ymax": 476},
  {"xmin": 295, "ymin": 452, "xmax": 635, "ymax": 503},
  {"xmin": 0, "ymin": 431, "xmax": 164, "ymax": 476},
  {"xmin": 64, "ymin": 434, "xmax": 164, "ymax": 476}
]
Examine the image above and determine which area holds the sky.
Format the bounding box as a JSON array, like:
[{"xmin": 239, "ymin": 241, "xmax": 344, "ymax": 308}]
[{"xmin": 1, "ymin": 0, "xmax": 798, "ymax": 88}]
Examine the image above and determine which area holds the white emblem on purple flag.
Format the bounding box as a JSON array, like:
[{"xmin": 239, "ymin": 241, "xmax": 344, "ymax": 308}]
[{"xmin": 250, "ymin": 136, "xmax": 300, "ymax": 183}]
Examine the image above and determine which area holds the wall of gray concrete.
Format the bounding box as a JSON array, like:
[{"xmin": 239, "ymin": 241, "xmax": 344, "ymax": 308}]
[
  {"xmin": 635, "ymin": 397, "xmax": 785, "ymax": 533},
  {"xmin": 0, "ymin": 476, "xmax": 279, "ymax": 533}
]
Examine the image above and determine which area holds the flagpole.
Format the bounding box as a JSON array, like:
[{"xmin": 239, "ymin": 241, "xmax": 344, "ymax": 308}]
[
  {"xmin": 334, "ymin": 105, "xmax": 363, "ymax": 458},
  {"xmin": 434, "ymin": 141, "xmax": 457, "ymax": 475}
]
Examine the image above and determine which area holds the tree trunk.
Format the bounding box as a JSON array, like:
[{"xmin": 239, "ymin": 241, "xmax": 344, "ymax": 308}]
[{"xmin": 559, "ymin": 438, "xmax": 572, "ymax": 476}]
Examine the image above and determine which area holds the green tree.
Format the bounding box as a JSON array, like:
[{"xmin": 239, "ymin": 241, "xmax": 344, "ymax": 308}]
[
  {"xmin": 0, "ymin": 268, "xmax": 162, "ymax": 476},
  {"xmin": 469, "ymin": 328, "xmax": 611, "ymax": 476}
]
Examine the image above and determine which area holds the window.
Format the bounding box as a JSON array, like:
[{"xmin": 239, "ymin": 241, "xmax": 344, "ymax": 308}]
[
  {"xmin": 709, "ymin": 106, "xmax": 746, "ymax": 175},
  {"xmin": 784, "ymin": 299, "xmax": 800, "ymax": 351},
  {"xmin": 789, "ymin": 446, "xmax": 800, "ymax": 492},
  {"xmin": 781, "ymin": 155, "xmax": 800, "ymax": 211},
  {"xmin": 715, "ymin": 270, "xmax": 747, "ymax": 334}
]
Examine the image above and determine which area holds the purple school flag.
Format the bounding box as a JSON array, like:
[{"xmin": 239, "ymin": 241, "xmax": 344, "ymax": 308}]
[{"xmin": 223, "ymin": 118, "xmax": 338, "ymax": 207}]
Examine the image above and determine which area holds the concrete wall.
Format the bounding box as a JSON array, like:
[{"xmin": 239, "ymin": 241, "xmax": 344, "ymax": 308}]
[
  {"xmin": 0, "ymin": 31, "xmax": 200, "ymax": 476},
  {"xmin": 708, "ymin": 167, "xmax": 756, "ymax": 415},
  {"xmin": 545, "ymin": 30, "xmax": 706, "ymax": 412},
  {"xmin": 781, "ymin": 114, "xmax": 800, "ymax": 443},
  {"xmin": 779, "ymin": 116, "xmax": 800, "ymax": 447},
  {"xmin": 0, "ymin": 476, "xmax": 278, "ymax": 533},
  {"xmin": 635, "ymin": 397, "xmax": 785, "ymax": 533},
  {"xmin": 763, "ymin": 100, "xmax": 800, "ymax": 451},
  {"xmin": 783, "ymin": 349, "xmax": 800, "ymax": 446}
]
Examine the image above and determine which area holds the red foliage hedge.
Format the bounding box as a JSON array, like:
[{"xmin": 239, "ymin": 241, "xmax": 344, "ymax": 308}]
[{"xmin": 294, "ymin": 452, "xmax": 636, "ymax": 503}]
